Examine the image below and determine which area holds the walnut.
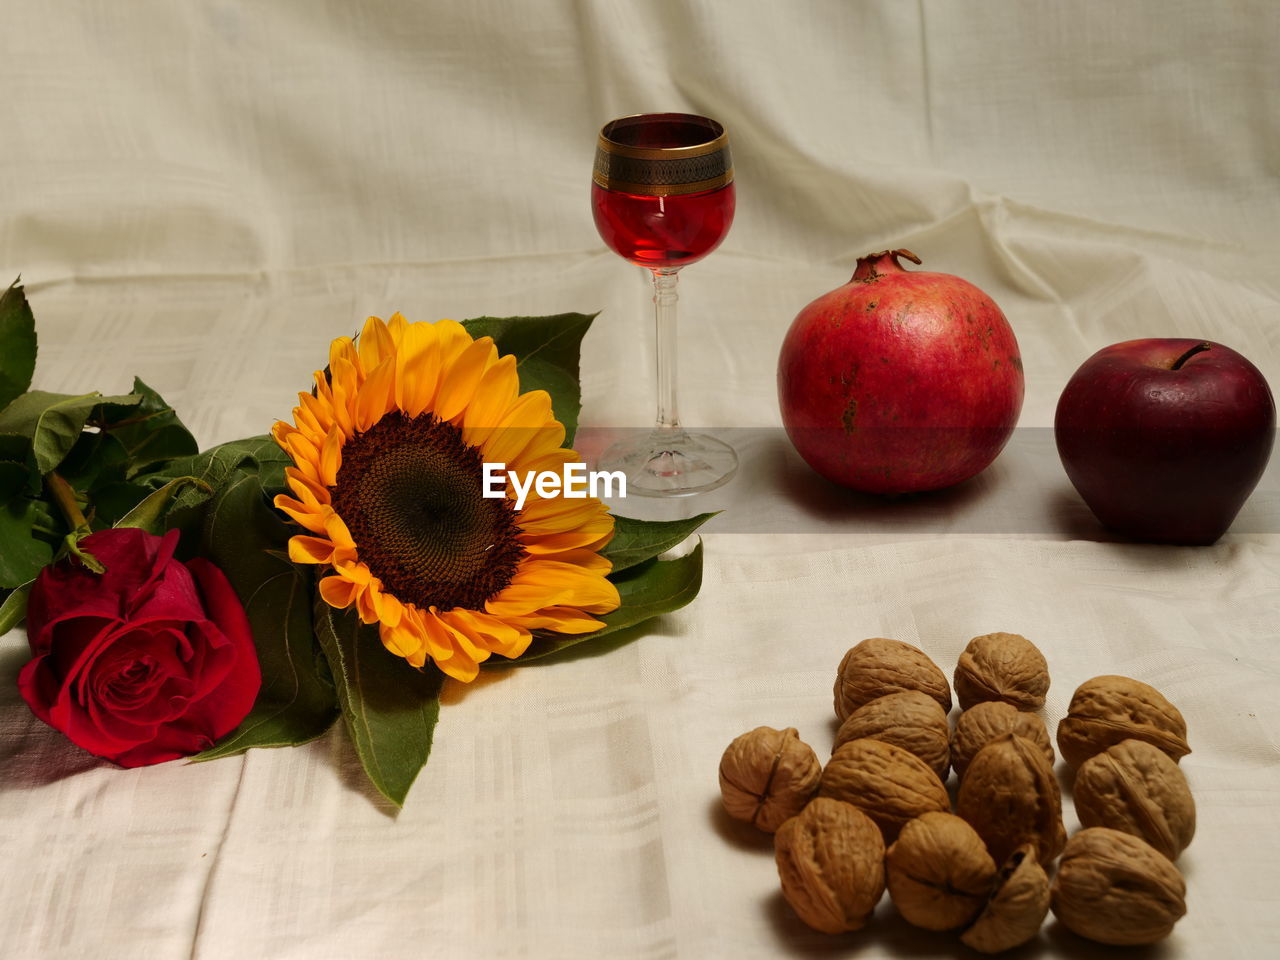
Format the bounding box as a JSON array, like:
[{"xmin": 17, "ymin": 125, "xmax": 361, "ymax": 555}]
[
  {"xmin": 833, "ymin": 690, "xmax": 950, "ymax": 781},
  {"xmin": 1050, "ymin": 827, "xmax": 1187, "ymax": 945},
  {"xmin": 960, "ymin": 844, "xmax": 1050, "ymax": 954},
  {"xmin": 954, "ymin": 632, "xmax": 1050, "ymax": 711},
  {"xmin": 951, "ymin": 701, "xmax": 1054, "ymax": 781},
  {"xmin": 955, "ymin": 733, "xmax": 1066, "ymax": 865},
  {"xmin": 774, "ymin": 797, "xmax": 886, "ymax": 934},
  {"xmin": 885, "ymin": 812, "xmax": 996, "ymax": 931},
  {"xmin": 819, "ymin": 738, "xmax": 949, "ymax": 842},
  {"xmin": 718, "ymin": 727, "xmax": 822, "ymax": 833},
  {"xmin": 1074, "ymin": 739, "xmax": 1195, "ymax": 860},
  {"xmin": 1057, "ymin": 675, "xmax": 1190, "ymax": 769},
  {"xmin": 833, "ymin": 637, "xmax": 952, "ymax": 722}
]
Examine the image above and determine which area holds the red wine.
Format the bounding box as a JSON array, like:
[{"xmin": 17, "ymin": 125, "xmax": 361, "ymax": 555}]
[{"xmin": 592, "ymin": 181, "xmax": 735, "ymax": 269}]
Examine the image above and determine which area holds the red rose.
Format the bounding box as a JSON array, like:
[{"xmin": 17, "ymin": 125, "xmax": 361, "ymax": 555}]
[{"xmin": 17, "ymin": 527, "xmax": 260, "ymax": 767}]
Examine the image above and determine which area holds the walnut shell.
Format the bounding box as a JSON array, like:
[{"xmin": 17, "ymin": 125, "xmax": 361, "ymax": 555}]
[
  {"xmin": 1074, "ymin": 739, "xmax": 1195, "ymax": 860},
  {"xmin": 951, "ymin": 701, "xmax": 1054, "ymax": 781},
  {"xmin": 774, "ymin": 797, "xmax": 887, "ymax": 934},
  {"xmin": 833, "ymin": 637, "xmax": 952, "ymax": 722},
  {"xmin": 954, "ymin": 632, "xmax": 1050, "ymax": 711},
  {"xmin": 956, "ymin": 733, "xmax": 1066, "ymax": 865},
  {"xmin": 1051, "ymin": 827, "xmax": 1187, "ymax": 945},
  {"xmin": 1057, "ymin": 675, "xmax": 1190, "ymax": 769},
  {"xmin": 718, "ymin": 726, "xmax": 822, "ymax": 832},
  {"xmin": 960, "ymin": 844, "xmax": 1050, "ymax": 954},
  {"xmin": 833, "ymin": 690, "xmax": 950, "ymax": 781},
  {"xmin": 819, "ymin": 738, "xmax": 950, "ymax": 842},
  {"xmin": 886, "ymin": 812, "xmax": 996, "ymax": 931}
]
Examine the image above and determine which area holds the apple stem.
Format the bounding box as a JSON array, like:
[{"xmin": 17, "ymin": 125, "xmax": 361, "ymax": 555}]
[{"xmin": 1171, "ymin": 342, "xmax": 1211, "ymax": 370}]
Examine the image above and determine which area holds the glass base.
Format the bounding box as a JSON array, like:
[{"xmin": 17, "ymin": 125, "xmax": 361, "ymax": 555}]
[{"xmin": 597, "ymin": 430, "xmax": 738, "ymax": 497}]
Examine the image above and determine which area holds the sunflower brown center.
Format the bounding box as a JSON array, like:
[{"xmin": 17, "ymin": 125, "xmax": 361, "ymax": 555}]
[{"xmin": 331, "ymin": 412, "xmax": 525, "ymax": 612}]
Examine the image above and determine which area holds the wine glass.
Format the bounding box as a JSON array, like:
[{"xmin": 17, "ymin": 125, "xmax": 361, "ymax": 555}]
[{"xmin": 591, "ymin": 112, "xmax": 738, "ymax": 496}]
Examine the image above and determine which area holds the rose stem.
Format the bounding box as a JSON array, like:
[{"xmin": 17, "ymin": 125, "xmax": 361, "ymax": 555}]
[
  {"xmin": 44, "ymin": 473, "xmax": 106, "ymax": 572},
  {"xmin": 45, "ymin": 472, "xmax": 90, "ymax": 532}
]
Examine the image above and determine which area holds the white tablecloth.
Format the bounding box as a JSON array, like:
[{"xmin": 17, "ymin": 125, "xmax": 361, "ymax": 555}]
[{"xmin": 2, "ymin": 2, "xmax": 1278, "ymax": 958}]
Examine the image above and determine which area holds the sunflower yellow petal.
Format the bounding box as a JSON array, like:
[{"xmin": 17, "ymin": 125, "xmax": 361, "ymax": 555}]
[
  {"xmin": 460, "ymin": 353, "xmax": 519, "ymax": 433},
  {"xmin": 283, "ymin": 432, "xmax": 324, "ymax": 487},
  {"xmin": 508, "ymin": 559, "xmax": 621, "ymax": 612},
  {"xmin": 448, "ymin": 609, "xmax": 532, "ymax": 659},
  {"xmin": 323, "ymin": 511, "xmax": 357, "ymax": 550},
  {"xmin": 366, "ymin": 582, "xmax": 403, "ymax": 629},
  {"xmin": 395, "ymin": 321, "xmax": 442, "ymax": 417},
  {"xmin": 482, "ymin": 391, "xmax": 563, "ymax": 465},
  {"xmin": 507, "ymin": 607, "xmax": 607, "ymax": 634},
  {"xmin": 318, "ymin": 427, "xmax": 344, "ymax": 487},
  {"xmin": 355, "ymin": 586, "xmax": 380, "ymax": 624},
  {"xmin": 287, "ymin": 534, "xmax": 342, "ymax": 565},
  {"xmin": 386, "ymin": 312, "xmax": 409, "ymax": 345},
  {"xmin": 272, "ymin": 420, "xmax": 299, "ymax": 448},
  {"xmin": 517, "ymin": 495, "xmax": 613, "ymax": 532},
  {"xmin": 532, "ymin": 548, "xmax": 614, "ymax": 574},
  {"xmin": 319, "ymin": 575, "xmax": 360, "ymax": 609},
  {"xmin": 419, "ymin": 610, "xmax": 458, "ymax": 662},
  {"xmin": 297, "ymin": 390, "xmax": 335, "ymax": 437},
  {"xmin": 434, "ymin": 650, "xmax": 480, "ymax": 684},
  {"xmin": 437, "ymin": 614, "xmax": 490, "ymax": 664},
  {"xmin": 327, "ymin": 356, "xmax": 360, "ymax": 438},
  {"xmin": 380, "ymin": 621, "xmax": 422, "ymax": 662},
  {"xmin": 285, "ymin": 466, "xmax": 331, "ymax": 507},
  {"xmin": 358, "ymin": 316, "xmax": 395, "ymax": 371},
  {"xmin": 433, "ymin": 318, "xmax": 474, "ymax": 365},
  {"xmin": 291, "ymin": 399, "xmax": 327, "ymax": 444},
  {"xmin": 273, "ymin": 495, "xmax": 329, "ymax": 535},
  {"xmin": 434, "ymin": 337, "xmax": 496, "ymax": 422},
  {"xmin": 328, "ymin": 337, "xmax": 359, "ymax": 378},
  {"xmin": 333, "ymin": 559, "xmax": 372, "ymax": 586},
  {"xmin": 518, "ymin": 523, "xmax": 615, "ymax": 554},
  {"xmin": 354, "ymin": 357, "xmax": 396, "ymax": 432}
]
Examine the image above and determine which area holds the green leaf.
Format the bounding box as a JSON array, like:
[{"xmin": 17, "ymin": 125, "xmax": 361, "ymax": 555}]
[
  {"xmin": 0, "ymin": 433, "xmax": 31, "ymax": 461},
  {"xmin": 0, "ymin": 459, "xmax": 29, "ymax": 503},
  {"xmin": 604, "ymin": 512, "xmax": 717, "ymax": 573},
  {"xmin": 0, "ymin": 497, "xmax": 55, "ymax": 588},
  {"xmin": 462, "ymin": 313, "xmax": 594, "ymax": 444},
  {"xmin": 510, "ymin": 540, "xmax": 704, "ymax": 664},
  {"xmin": 57, "ymin": 430, "xmax": 131, "ymax": 494},
  {"xmin": 114, "ymin": 476, "xmax": 213, "ymax": 534},
  {"xmin": 149, "ymin": 434, "xmax": 289, "ymax": 503},
  {"xmin": 0, "ymin": 390, "xmax": 140, "ymax": 475},
  {"xmin": 315, "ymin": 600, "xmax": 444, "ymax": 808},
  {"xmin": 87, "ymin": 481, "xmax": 154, "ymax": 528},
  {"xmin": 194, "ymin": 473, "xmax": 339, "ymax": 759},
  {"xmin": 0, "ymin": 580, "xmax": 33, "ymax": 637},
  {"xmin": 101, "ymin": 378, "xmax": 199, "ymax": 478},
  {"xmin": 0, "ymin": 278, "xmax": 37, "ymax": 412}
]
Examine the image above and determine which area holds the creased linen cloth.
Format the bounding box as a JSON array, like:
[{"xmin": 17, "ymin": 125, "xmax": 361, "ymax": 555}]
[{"xmin": 2, "ymin": 1, "xmax": 1278, "ymax": 958}]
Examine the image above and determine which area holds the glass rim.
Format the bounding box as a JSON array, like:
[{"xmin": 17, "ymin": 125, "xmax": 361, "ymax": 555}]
[{"xmin": 597, "ymin": 112, "xmax": 728, "ymax": 161}]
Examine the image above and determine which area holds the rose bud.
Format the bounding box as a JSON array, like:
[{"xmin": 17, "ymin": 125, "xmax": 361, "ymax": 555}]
[{"xmin": 17, "ymin": 528, "xmax": 261, "ymax": 767}]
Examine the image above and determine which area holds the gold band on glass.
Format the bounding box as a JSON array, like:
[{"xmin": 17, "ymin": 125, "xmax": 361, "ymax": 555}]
[
  {"xmin": 593, "ymin": 113, "xmax": 733, "ymax": 198},
  {"xmin": 590, "ymin": 169, "xmax": 734, "ymax": 197}
]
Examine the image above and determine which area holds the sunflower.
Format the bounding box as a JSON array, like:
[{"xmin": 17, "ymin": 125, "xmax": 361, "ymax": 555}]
[{"xmin": 271, "ymin": 314, "xmax": 620, "ymax": 682}]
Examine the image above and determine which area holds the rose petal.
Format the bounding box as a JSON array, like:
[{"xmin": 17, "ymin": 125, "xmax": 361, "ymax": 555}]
[{"xmin": 182, "ymin": 558, "xmax": 261, "ymax": 741}]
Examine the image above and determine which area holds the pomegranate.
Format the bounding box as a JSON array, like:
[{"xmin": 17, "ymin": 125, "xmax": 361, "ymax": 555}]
[{"xmin": 778, "ymin": 250, "xmax": 1024, "ymax": 494}]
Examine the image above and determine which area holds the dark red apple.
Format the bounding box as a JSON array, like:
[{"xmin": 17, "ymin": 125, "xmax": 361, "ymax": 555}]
[
  {"xmin": 1055, "ymin": 339, "xmax": 1275, "ymax": 544},
  {"xmin": 778, "ymin": 250, "xmax": 1024, "ymax": 494}
]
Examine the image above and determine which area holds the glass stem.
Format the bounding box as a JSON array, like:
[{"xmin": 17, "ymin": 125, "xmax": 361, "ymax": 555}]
[{"xmin": 652, "ymin": 268, "xmax": 682, "ymax": 435}]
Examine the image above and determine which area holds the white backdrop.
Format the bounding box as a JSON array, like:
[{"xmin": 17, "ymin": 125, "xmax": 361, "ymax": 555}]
[{"xmin": 1, "ymin": 2, "xmax": 1278, "ymax": 958}]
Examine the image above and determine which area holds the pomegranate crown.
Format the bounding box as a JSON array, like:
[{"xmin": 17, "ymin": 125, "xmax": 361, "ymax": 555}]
[{"xmin": 852, "ymin": 249, "xmax": 922, "ymax": 283}]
